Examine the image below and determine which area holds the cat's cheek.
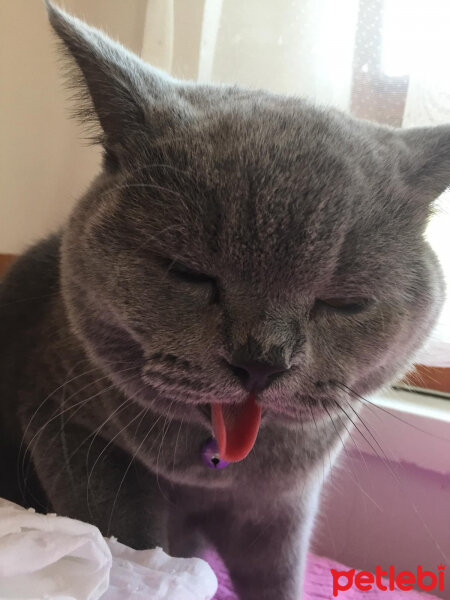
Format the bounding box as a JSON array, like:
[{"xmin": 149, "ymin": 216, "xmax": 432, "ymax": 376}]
[{"xmin": 307, "ymin": 313, "xmax": 383, "ymax": 378}]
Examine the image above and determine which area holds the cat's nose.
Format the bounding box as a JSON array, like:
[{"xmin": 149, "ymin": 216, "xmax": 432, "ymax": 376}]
[{"xmin": 227, "ymin": 359, "xmax": 289, "ymax": 393}]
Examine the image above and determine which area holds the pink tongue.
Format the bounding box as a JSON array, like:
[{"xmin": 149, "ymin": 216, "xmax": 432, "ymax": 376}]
[{"xmin": 211, "ymin": 395, "xmax": 262, "ymax": 462}]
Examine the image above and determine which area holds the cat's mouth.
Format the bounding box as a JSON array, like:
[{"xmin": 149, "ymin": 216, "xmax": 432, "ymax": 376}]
[{"xmin": 211, "ymin": 394, "xmax": 261, "ymax": 463}]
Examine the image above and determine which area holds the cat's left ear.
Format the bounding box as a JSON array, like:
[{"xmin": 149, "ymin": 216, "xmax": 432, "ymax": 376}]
[
  {"xmin": 397, "ymin": 125, "xmax": 450, "ymax": 204},
  {"xmin": 45, "ymin": 1, "xmax": 185, "ymax": 166}
]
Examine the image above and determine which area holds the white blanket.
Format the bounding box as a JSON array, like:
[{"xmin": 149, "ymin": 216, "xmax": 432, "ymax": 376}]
[{"xmin": 0, "ymin": 499, "xmax": 217, "ymax": 600}]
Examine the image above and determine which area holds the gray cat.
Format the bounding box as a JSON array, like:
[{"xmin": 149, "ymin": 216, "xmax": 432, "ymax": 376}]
[{"xmin": 0, "ymin": 3, "xmax": 447, "ymax": 599}]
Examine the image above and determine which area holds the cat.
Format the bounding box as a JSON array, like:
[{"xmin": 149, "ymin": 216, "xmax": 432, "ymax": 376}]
[{"xmin": 0, "ymin": 2, "xmax": 448, "ymax": 599}]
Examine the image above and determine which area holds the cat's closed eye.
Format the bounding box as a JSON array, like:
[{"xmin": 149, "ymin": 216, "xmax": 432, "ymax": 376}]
[
  {"xmin": 314, "ymin": 297, "xmax": 374, "ymax": 315},
  {"xmin": 167, "ymin": 261, "xmax": 220, "ymax": 305}
]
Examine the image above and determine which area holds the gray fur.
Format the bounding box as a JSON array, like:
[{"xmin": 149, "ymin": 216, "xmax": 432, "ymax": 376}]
[{"xmin": 0, "ymin": 3, "xmax": 447, "ymax": 598}]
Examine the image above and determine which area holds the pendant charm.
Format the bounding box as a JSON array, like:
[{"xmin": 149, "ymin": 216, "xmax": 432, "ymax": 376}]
[{"xmin": 201, "ymin": 437, "xmax": 229, "ymax": 469}]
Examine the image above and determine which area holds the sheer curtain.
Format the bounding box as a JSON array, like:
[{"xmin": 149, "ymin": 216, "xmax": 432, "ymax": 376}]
[
  {"xmin": 141, "ymin": 0, "xmax": 359, "ymax": 108},
  {"xmin": 398, "ymin": 1, "xmax": 450, "ymax": 367},
  {"xmin": 140, "ymin": 0, "xmax": 450, "ymax": 367}
]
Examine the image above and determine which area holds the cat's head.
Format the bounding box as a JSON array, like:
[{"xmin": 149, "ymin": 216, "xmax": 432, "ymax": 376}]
[{"xmin": 48, "ymin": 3, "xmax": 447, "ymax": 446}]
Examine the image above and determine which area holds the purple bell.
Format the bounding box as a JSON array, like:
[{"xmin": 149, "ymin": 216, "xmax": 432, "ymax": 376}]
[{"xmin": 201, "ymin": 437, "xmax": 229, "ymax": 469}]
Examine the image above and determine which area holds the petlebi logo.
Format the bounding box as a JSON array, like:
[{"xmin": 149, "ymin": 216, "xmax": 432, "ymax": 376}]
[{"xmin": 331, "ymin": 564, "xmax": 446, "ymax": 596}]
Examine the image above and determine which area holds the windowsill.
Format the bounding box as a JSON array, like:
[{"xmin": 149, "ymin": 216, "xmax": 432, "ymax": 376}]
[
  {"xmin": 350, "ymin": 387, "xmax": 450, "ymax": 475},
  {"xmin": 373, "ymin": 386, "xmax": 450, "ymax": 423}
]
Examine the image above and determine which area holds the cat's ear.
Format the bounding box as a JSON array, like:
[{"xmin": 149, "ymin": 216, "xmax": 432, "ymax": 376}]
[
  {"xmin": 45, "ymin": 1, "xmax": 180, "ymax": 163},
  {"xmin": 397, "ymin": 125, "xmax": 450, "ymax": 203}
]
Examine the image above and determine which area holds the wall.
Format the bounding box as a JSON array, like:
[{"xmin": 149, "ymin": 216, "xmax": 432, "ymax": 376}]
[{"xmin": 0, "ymin": 0, "xmax": 147, "ymax": 254}]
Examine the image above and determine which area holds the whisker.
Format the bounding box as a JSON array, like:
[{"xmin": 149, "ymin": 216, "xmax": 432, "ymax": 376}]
[
  {"xmin": 325, "ymin": 403, "xmax": 382, "ymax": 512},
  {"xmin": 46, "ymin": 371, "xmax": 140, "ymax": 458},
  {"xmin": 85, "ymin": 385, "xmax": 151, "ymax": 520},
  {"xmin": 155, "ymin": 411, "xmax": 170, "ymax": 466},
  {"xmin": 308, "ymin": 401, "xmax": 326, "ymax": 486},
  {"xmin": 47, "ymin": 377, "xmax": 142, "ymax": 498},
  {"xmin": 99, "ymin": 182, "xmax": 182, "ymax": 199},
  {"xmin": 19, "ymin": 363, "xmax": 105, "ymax": 472},
  {"xmin": 332, "ymin": 399, "xmax": 385, "ymax": 462},
  {"xmin": 121, "ymin": 162, "xmax": 189, "ymax": 180},
  {"xmin": 106, "ymin": 409, "xmax": 166, "ymax": 536},
  {"xmin": 20, "ymin": 364, "xmax": 137, "ymax": 501},
  {"xmin": 334, "ymin": 385, "xmax": 449, "ymax": 562},
  {"xmin": 0, "ymin": 291, "xmax": 60, "ymax": 309},
  {"xmin": 155, "ymin": 402, "xmax": 178, "ymax": 508},
  {"xmin": 19, "ymin": 359, "xmax": 134, "ymax": 478},
  {"xmin": 171, "ymin": 414, "xmax": 185, "ymax": 481},
  {"xmin": 22, "ymin": 382, "xmax": 119, "ymax": 504},
  {"xmin": 336, "ymin": 381, "xmax": 450, "ymax": 443},
  {"xmin": 320, "ymin": 405, "xmax": 334, "ymax": 482}
]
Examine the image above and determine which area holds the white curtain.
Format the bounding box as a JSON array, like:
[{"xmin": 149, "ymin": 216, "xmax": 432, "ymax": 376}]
[
  {"xmin": 399, "ymin": 0, "xmax": 450, "ymax": 366},
  {"xmin": 141, "ymin": 0, "xmax": 360, "ymax": 109}
]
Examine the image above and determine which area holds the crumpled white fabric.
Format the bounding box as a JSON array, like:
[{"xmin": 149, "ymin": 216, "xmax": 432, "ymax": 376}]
[
  {"xmin": 105, "ymin": 539, "xmax": 217, "ymax": 600},
  {"xmin": 0, "ymin": 499, "xmax": 217, "ymax": 600}
]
